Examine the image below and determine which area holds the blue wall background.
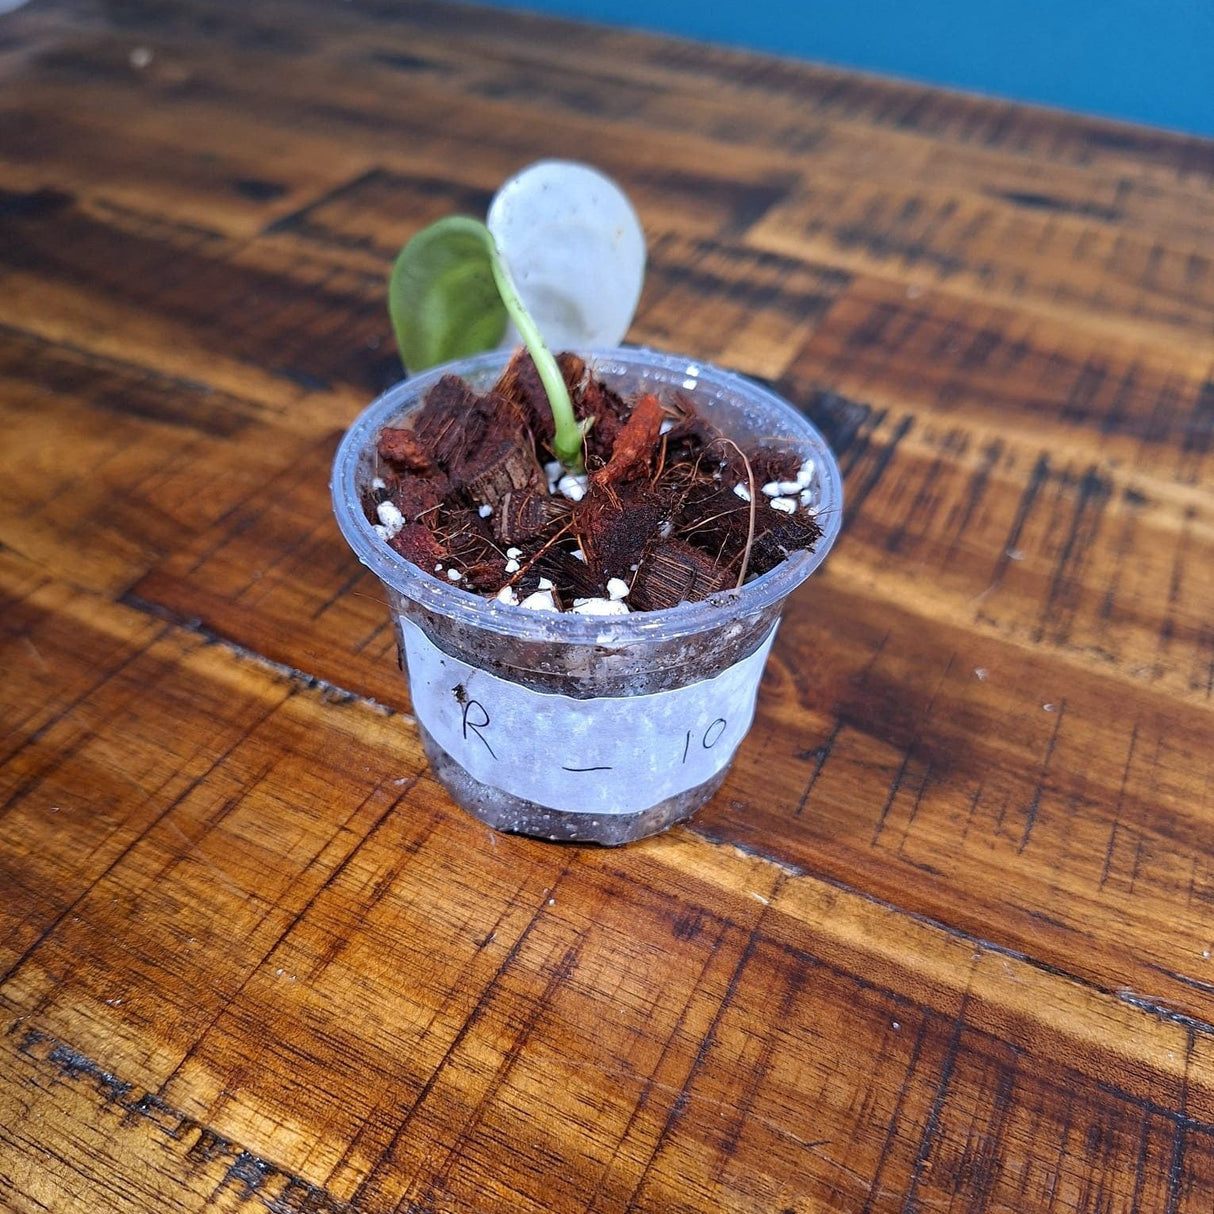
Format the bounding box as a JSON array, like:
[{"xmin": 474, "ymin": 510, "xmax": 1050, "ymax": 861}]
[{"xmin": 464, "ymin": 0, "xmax": 1213, "ymax": 138}]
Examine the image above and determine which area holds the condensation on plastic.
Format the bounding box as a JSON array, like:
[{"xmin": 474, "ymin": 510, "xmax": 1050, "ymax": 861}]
[{"xmin": 331, "ymin": 347, "xmax": 843, "ymax": 843}]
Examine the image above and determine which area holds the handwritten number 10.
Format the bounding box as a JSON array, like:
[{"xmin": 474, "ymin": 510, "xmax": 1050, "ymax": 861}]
[{"xmin": 684, "ymin": 718, "xmax": 727, "ymax": 763}]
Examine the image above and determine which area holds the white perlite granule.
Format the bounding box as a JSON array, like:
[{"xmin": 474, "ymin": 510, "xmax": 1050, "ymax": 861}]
[
  {"xmin": 375, "ymin": 500, "xmax": 405, "ymax": 540},
  {"xmin": 763, "ymin": 459, "xmax": 815, "ymax": 502},
  {"xmin": 571, "ymin": 597, "xmax": 629, "ymax": 616},
  {"xmin": 557, "ymin": 473, "xmax": 588, "ymax": 502},
  {"xmin": 519, "ymin": 589, "xmax": 558, "ymax": 612}
]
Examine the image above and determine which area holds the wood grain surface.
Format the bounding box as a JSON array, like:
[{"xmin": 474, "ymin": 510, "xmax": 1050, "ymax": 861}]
[{"xmin": 2, "ymin": 1, "xmax": 1212, "ymax": 1210}]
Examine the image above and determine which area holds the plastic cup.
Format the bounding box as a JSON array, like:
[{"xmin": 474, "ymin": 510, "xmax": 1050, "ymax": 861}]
[{"xmin": 331, "ymin": 347, "xmax": 842, "ymax": 844}]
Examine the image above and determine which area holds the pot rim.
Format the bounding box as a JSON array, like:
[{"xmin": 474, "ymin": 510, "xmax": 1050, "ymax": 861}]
[{"xmin": 331, "ymin": 346, "xmax": 843, "ymax": 644}]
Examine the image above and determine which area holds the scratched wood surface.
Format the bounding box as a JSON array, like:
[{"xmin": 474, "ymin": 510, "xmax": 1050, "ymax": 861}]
[{"xmin": 1, "ymin": 1, "xmax": 1213, "ymax": 1210}]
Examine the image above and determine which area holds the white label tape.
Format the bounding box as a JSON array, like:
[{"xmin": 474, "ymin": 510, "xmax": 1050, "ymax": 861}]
[{"xmin": 401, "ymin": 617, "xmax": 777, "ymax": 815}]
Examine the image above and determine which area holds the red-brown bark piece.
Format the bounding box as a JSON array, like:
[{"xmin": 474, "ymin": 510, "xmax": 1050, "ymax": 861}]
[
  {"xmin": 578, "ymin": 373, "xmax": 630, "ymax": 465},
  {"xmin": 629, "ymin": 540, "xmax": 733, "ymax": 610},
  {"xmin": 530, "ymin": 548, "xmax": 602, "ymax": 600},
  {"xmin": 455, "ymin": 438, "xmax": 544, "ymax": 504},
  {"xmin": 409, "ymin": 374, "xmax": 483, "ymax": 468},
  {"xmin": 390, "ymin": 470, "xmax": 450, "ymax": 524},
  {"xmin": 593, "ymin": 393, "xmax": 664, "ymax": 487},
  {"xmin": 750, "ymin": 511, "xmax": 825, "ymax": 572},
  {"xmin": 387, "ymin": 523, "xmax": 447, "ymax": 569},
  {"xmin": 413, "ymin": 379, "xmax": 527, "ymax": 474},
  {"xmin": 429, "ymin": 504, "xmax": 510, "ymax": 589},
  {"xmin": 671, "ymin": 480, "xmax": 751, "ymax": 557},
  {"xmin": 493, "ymin": 489, "xmax": 572, "ymax": 544},
  {"xmin": 574, "ymin": 480, "xmax": 665, "ymax": 581},
  {"xmin": 377, "ymin": 427, "xmax": 433, "ymax": 473},
  {"xmin": 751, "ymin": 446, "xmax": 805, "ymax": 486},
  {"xmin": 455, "ymin": 559, "xmax": 510, "ymax": 593},
  {"xmin": 494, "ymin": 350, "xmax": 586, "ymax": 451},
  {"xmin": 657, "ymin": 407, "xmax": 721, "ymax": 468}
]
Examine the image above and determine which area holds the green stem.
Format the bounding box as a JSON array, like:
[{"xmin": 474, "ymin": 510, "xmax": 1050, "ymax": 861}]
[{"xmin": 486, "ymin": 235, "xmax": 586, "ymax": 473}]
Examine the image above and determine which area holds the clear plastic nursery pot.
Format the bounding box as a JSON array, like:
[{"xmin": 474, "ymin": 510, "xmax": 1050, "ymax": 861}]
[{"xmin": 331, "ymin": 348, "xmax": 843, "ymax": 845}]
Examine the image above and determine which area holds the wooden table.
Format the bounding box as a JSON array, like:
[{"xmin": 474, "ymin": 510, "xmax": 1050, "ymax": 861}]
[{"xmin": 2, "ymin": 1, "xmax": 1212, "ymax": 1209}]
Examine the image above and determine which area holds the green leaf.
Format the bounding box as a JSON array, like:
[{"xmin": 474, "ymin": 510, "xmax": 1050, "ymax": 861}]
[
  {"xmin": 388, "ymin": 216, "xmax": 508, "ymax": 371},
  {"xmin": 388, "ymin": 215, "xmax": 585, "ymax": 473}
]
